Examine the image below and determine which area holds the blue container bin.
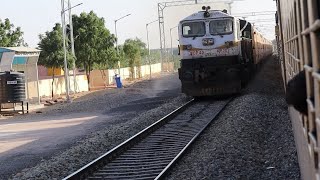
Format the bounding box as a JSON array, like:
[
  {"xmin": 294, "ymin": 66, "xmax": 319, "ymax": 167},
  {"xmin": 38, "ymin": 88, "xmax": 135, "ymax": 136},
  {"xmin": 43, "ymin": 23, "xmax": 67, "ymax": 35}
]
[{"xmin": 115, "ymin": 74, "xmax": 123, "ymax": 88}]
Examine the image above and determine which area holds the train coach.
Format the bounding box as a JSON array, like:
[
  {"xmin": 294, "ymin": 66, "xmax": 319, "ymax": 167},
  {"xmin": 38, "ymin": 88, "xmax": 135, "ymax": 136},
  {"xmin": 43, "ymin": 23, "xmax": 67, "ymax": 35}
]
[
  {"xmin": 178, "ymin": 6, "xmax": 272, "ymax": 97},
  {"xmin": 275, "ymin": 0, "xmax": 320, "ymax": 179}
]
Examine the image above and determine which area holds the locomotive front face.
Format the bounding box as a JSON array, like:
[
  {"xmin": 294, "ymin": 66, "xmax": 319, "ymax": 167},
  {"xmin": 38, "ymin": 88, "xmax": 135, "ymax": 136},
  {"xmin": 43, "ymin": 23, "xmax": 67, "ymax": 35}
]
[
  {"xmin": 178, "ymin": 10, "xmax": 244, "ymax": 97},
  {"xmin": 178, "ymin": 9, "xmax": 271, "ymax": 97},
  {"xmin": 179, "ymin": 16, "xmax": 240, "ymax": 60}
]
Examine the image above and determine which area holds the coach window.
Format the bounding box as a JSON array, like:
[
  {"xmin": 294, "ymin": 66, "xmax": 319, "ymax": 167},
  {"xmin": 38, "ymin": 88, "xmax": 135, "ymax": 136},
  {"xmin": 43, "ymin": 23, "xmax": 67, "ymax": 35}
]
[
  {"xmin": 182, "ymin": 22, "xmax": 206, "ymax": 37},
  {"xmin": 210, "ymin": 19, "xmax": 233, "ymax": 35}
]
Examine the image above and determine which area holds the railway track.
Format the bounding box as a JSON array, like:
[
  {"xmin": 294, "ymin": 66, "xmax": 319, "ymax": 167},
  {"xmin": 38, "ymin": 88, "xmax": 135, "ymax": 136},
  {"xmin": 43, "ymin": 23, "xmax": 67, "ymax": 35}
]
[{"xmin": 64, "ymin": 98, "xmax": 231, "ymax": 180}]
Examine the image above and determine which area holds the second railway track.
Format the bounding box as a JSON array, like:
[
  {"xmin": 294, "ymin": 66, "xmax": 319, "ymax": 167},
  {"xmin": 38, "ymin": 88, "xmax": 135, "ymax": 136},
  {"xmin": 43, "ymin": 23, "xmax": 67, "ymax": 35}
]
[{"xmin": 64, "ymin": 98, "xmax": 232, "ymax": 180}]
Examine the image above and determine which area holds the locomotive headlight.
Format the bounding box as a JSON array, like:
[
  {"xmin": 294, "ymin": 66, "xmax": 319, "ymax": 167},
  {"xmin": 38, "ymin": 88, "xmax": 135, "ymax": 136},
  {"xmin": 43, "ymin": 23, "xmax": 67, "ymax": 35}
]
[
  {"xmin": 182, "ymin": 44, "xmax": 192, "ymax": 50},
  {"xmin": 208, "ymin": 39, "xmax": 214, "ymax": 45},
  {"xmin": 182, "ymin": 44, "xmax": 193, "ymax": 50},
  {"xmin": 204, "ymin": 11, "xmax": 211, "ymax": 18},
  {"xmin": 183, "ymin": 71, "xmax": 193, "ymax": 81},
  {"xmin": 202, "ymin": 38, "xmax": 214, "ymax": 46},
  {"xmin": 202, "ymin": 39, "xmax": 208, "ymax": 45},
  {"xmin": 225, "ymin": 41, "xmax": 234, "ymax": 47}
]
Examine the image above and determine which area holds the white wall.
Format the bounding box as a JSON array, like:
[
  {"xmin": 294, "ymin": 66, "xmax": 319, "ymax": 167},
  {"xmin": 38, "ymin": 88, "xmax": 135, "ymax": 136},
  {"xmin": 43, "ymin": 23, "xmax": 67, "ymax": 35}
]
[
  {"xmin": 108, "ymin": 63, "xmax": 163, "ymax": 85},
  {"xmin": 36, "ymin": 62, "xmax": 173, "ymax": 97},
  {"xmin": 38, "ymin": 75, "xmax": 89, "ymax": 97}
]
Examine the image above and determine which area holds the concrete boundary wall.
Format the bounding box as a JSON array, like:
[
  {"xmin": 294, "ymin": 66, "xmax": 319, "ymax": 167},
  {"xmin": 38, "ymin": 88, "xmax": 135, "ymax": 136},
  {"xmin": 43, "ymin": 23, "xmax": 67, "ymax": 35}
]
[
  {"xmin": 38, "ymin": 62, "xmax": 174, "ymax": 97},
  {"xmin": 90, "ymin": 63, "xmax": 173, "ymax": 89},
  {"xmin": 38, "ymin": 75, "xmax": 88, "ymax": 97}
]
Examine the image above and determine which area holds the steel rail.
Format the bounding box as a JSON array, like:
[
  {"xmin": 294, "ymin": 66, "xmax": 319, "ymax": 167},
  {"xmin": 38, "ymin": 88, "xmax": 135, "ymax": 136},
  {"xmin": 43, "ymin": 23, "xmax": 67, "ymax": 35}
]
[
  {"xmin": 64, "ymin": 98, "xmax": 232, "ymax": 180},
  {"xmin": 63, "ymin": 99, "xmax": 195, "ymax": 180},
  {"xmin": 155, "ymin": 98, "xmax": 232, "ymax": 179}
]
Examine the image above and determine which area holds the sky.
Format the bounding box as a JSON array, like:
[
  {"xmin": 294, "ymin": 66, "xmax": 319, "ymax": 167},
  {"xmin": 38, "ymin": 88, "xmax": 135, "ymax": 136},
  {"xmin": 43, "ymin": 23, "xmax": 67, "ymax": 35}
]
[{"xmin": 0, "ymin": 0, "xmax": 276, "ymax": 49}]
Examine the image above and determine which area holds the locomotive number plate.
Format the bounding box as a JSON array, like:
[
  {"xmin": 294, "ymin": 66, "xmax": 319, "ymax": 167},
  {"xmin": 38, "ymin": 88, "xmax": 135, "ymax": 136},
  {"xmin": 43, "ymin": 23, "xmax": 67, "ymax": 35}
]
[
  {"xmin": 7, "ymin": 81, "xmax": 17, "ymax": 85},
  {"xmin": 201, "ymin": 87, "xmax": 224, "ymax": 95},
  {"xmin": 190, "ymin": 50, "xmax": 204, "ymax": 56}
]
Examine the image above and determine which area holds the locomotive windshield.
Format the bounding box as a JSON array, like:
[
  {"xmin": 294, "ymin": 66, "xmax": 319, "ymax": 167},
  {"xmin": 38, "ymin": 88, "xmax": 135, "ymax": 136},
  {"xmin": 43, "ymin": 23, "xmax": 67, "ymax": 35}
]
[
  {"xmin": 209, "ymin": 19, "xmax": 233, "ymax": 35},
  {"xmin": 182, "ymin": 22, "xmax": 206, "ymax": 37}
]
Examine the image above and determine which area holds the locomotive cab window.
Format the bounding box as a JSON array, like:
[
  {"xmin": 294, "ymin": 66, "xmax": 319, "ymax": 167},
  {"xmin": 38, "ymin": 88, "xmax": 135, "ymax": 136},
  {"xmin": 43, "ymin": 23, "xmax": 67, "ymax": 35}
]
[
  {"xmin": 209, "ymin": 19, "xmax": 233, "ymax": 35},
  {"xmin": 182, "ymin": 22, "xmax": 206, "ymax": 37}
]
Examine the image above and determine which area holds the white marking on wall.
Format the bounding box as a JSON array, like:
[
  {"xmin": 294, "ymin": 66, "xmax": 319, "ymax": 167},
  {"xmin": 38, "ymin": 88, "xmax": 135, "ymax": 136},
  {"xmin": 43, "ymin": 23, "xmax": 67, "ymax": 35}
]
[{"xmin": 0, "ymin": 52, "xmax": 15, "ymax": 71}]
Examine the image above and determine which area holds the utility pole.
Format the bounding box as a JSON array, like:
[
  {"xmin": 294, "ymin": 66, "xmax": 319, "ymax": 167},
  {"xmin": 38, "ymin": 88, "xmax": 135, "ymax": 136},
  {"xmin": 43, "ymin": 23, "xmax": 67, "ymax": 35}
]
[
  {"xmin": 170, "ymin": 26, "xmax": 178, "ymax": 63},
  {"xmin": 61, "ymin": 0, "xmax": 71, "ymax": 102},
  {"xmin": 146, "ymin": 20, "xmax": 159, "ymax": 79},
  {"xmin": 68, "ymin": 0, "xmax": 77, "ymax": 94},
  {"xmin": 115, "ymin": 14, "xmax": 131, "ymax": 75},
  {"xmin": 226, "ymin": 2, "xmax": 233, "ymax": 15},
  {"xmin": 61, "ymin": 0, "xmax": 82, "ymax": 102}
]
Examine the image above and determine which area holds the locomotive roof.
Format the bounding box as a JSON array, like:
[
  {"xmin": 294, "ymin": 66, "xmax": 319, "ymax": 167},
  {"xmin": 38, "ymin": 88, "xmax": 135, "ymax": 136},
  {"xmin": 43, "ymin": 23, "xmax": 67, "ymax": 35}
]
[{"xmin": 180, "ymin": 10, "xmax": 233, "ymax": 22}]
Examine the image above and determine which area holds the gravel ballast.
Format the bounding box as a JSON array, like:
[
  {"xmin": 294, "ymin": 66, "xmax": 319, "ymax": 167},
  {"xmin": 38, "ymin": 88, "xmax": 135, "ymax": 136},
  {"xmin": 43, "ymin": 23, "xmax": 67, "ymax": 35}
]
[{"xmin": 164, "ymin": 57, "xmax": 301, "ymax": 179}]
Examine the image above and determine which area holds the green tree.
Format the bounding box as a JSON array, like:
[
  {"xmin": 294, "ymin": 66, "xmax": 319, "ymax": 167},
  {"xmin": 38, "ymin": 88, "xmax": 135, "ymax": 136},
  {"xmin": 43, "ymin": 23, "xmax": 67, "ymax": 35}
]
[
  {"xmin": 116, "ymin": 46, "xmax": 127, "ymax": 68},
  {"xmin": 38, "ymin": 23, "xmax": 73, "ymax": 98},
  {"xmin": 125, "ymin": 38, "xmax": 147, "ymax": 57},
  {"xmin": 72, "ymin": 11, "xmax": 117, "ymax": 86},
  {"xmin": 123, "ymin": 40, "xmax": 140, "ymax": 79},
  {"xmin": 123, "ymin": 38, "xmax": 147, "ymax": 79},
  {"xmin": 93, "ymin": 48, "xmax": 119, "ymax": 70},
  {"xmin": 0, "ymin": 18, "xmax": 26, "ymax": 46},
  {"xmin": 141, "ymin": 49, "xmax": 161, "ymax": 65}
]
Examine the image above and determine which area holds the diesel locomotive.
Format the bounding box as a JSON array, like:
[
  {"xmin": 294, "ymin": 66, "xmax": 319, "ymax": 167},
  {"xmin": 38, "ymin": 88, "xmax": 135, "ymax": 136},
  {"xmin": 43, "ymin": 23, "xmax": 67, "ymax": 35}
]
[{"xmin": 178, "ymin": 6, "xmax": 272, "ymax": 96}]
